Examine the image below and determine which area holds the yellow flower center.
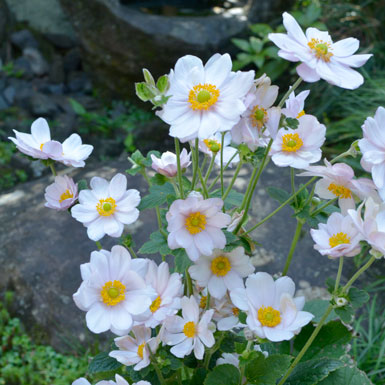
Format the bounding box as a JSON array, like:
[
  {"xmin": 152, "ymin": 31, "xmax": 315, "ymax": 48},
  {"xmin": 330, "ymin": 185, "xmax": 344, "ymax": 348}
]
[
  {"xmin": 100, "ymin": 280, "xmax": 126, "ymax": 306},
  {"xmin": 232, "ymin": 307, "xmax": 239, "ymax": 316},
  {"xmin": 308, "ymin": 38, "xmax": 333, "ymax": 62},
  {"xmin": 137, "ymin": 342, "xmax": 145, "ymax": 359},
  {"xmin": 199, "ymin": 295, "xmax": 207, "ymax": 309},
  {"xmin": 258, "ymin": 306, "xmax": 281, "ymax": 327},
  {"xmin": 188, "ymin": 83, "xmax": 220, "ymax": 110},
  {"xmin": 281, "ymin": 133, "xmax": 303, "ymax": 152},
  {"xmin": 329, "ymin": 232, "xmax": 351, "ymax": 248},
  {"xmin": 185, "ymin": 212, "xmax": 207, "ymax": 234},
  {"xmin": 327, "ymin": 183, "xmax": 352, "ymax": 199},
  {"xmin": 150, "ymin": 296, "xmax": 162, "ymax": 313},
  {"xmin": 210, "ymin": 256, "xmax": 231, "ymax": 277},
  {"xmin": 59, "ymin": 189, "xmax": 73, "ymax": 203},
  {"xmin": 203, "ymin": 139, "xmax": 221, "ymax": 153},
  {"xmin": 296, "ymin": 110, "xmax": 305, "ymax": 119},
  {"xmin": 250, "ymin": 105, "xmax": 267, "ymax": 128},
  {"xmin": 183, "ymin": 321, "xmax": 196, "ymax": 338},
  {"xmin": 96, "ymin": 197, "xmax": 117, "ymax": 216}
]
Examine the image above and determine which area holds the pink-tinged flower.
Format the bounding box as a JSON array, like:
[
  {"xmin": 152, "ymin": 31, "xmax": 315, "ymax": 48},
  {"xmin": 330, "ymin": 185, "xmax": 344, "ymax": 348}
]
[
  {"xmin": 212, "ymin": 295, "xmax": 243, "ymax": 331},
  {"xmin": 348, "ymin": 198, "xmax": 385, "ymax": 256},
  {"xmin": 157, "ymin": 53, "xmax": 255, "ymax": 142},
  {"xmin": 230, "ymin": 272, "xmax": 313, "ymax": 342},
  {"xmin": 151, "ymin": 148, "xmax": 191, "ymax": 178},
  {"xmin": 109, "ymin": 325, "xmax": 158, "ymax": 371},
  {"xmin": 71, "ymin": 173, "xmax": 140, "ymax": 241},
  {"xmin": 163, "ymin": 296, "xmax": 215, "ymax": 359},
  {"xmin": 44, "ymin": 175, "xmax": 78, "ymax": 210},
  {"xmin": 189, "ymin": 247, "xmax": 254, "ymax": 299},
  {"xmin": 56, "ymin": 133, "xmax": 93, "ymax": 168},
  {"xmin": 231, "ymin": 75, "xmax": 281, "ymax": 151},
  {"xmin": 281, "ymin": 89, "xmax": 310, "ymax": 119},
  {"xmin": 9, "ymin": 117, "xmax": 62, "ymax": 160},
  {"xmin": 135, "ymin": 261, "xmax": 183, "ymax": 328},
  {"xmin": 310, "ymin": 212, "xmax": 363, "ymax": 258},
  {"xmin": 299, "ymin": 159, "xmax": 377, "ymax": 214},
  {"xmin": 359, "ymin": 106, "xmax": 385, "ymax": 200},
  {"xmin": 270, "ymin": 115, "xmax": 326, "ymax": 169},
  {"xmin": 166, "ymin": 195, "xmax": 231, "ymax": 261},
  {"xmin": 268, "ymin": 12, "xmax": 372, "ymax": 89},
  {"xmin": 73, "ymin": 245, "xmax": 155, "ymax": 335}
]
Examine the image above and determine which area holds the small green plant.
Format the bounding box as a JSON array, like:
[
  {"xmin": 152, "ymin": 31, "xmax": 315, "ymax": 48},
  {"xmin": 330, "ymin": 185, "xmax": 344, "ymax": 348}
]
[{"xmin": 1, "ymin": 61, "xmax": 24, "ymax": 78}]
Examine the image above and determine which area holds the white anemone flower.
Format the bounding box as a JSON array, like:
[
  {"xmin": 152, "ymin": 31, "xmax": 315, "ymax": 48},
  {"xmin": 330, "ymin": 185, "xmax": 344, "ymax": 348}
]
[
  {"xmin": 348, "ymin": 197, "xmax": 385, "ymax": 256},
  {"xmin": 73, "ymin": 245, "xmax": 155, "ymax": 335},
  {"xmin": 71, "ymin": 173, "xmax": 140, "ymax": 241},
  {"xmin": 72, "ymin": 376, "xmax": 150, "ymax": 385},
  {"xmin": 56, "ymin": 133, "xmax": 94, "ymax": 168},
  {"xmin": 231, "ymin": 76, "xmax": 281, "ymax": 150},
  {"xmin": 157, "ymin": 53, "xmax": 255, "ymax": 142},
  {"xmin": 213, "ymin": 295, "xmax": 243, "ymax": 331},
  {"xmin": 310, "ymin": 212, "xmax": 363, "ymax": 258},
  {"xmin": 151, "ymin": 148, "xmax": 191, "ymax": 178},
  {"xmin": 44, "ymin": 175, "xmax": 78, "ymax": 210},
  {"xmin": 298, "ymin": 159, "xmax": 377, "ymax": 214},
  {"xmin": 135, "ymin": 261, "xmax": 183, "ymax": 328},
  {"xmin": 166, "ymin": 194, "xmax": 231, "ymax": 261},
  {"xmin": 230, "ymin": 272, "xmax": 314, "ymax": 342},
  {"xmin": 268, "ymin": 12, "xmax": 372, "ymax": 89},
  {"xmin": 359, "ymin": 106, "xmax": 385, "ymax": 200},
  {"xmin": 217, "ymin": 346, "xmax": 268, "ymax": 367},
  {"xmin": 109, "ymin": 325, "xmax": 158, "ymax": 371},
  {"xmin": 197, "ymin": 132, "xmax": 239, "ymax": 167},
  {"xmin": 9, "ymin": 117, "xmax": 62, "ymax": 160},
  {"xmin": 163, "ymin": 296, "xmax": 215, "ymax": 359},
  {"xmin": 189, "ymin": 247, "xmax": 254, "ymax": 299},
  {"xmin": 281, "ymin": 89, "xmax": 310, "ymax": 119},
  {"xmin": 270, "ymin": 115, "xmax": 326, "ymax": 169}
]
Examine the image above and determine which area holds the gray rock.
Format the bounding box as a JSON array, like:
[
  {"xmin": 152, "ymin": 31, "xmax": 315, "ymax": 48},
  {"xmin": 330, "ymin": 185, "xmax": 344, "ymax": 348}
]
[
  {"xmin": 66, "ymin": 70, "xmax": 91, "ymax": 93},
  {"xmin": 3, "ymin": 85, "xmax": 15, "ymax": 104},
  {"xmin": 63, "ymin": 48, "xmax": 81, "ymax": 73},
  {"xmin": 29, "ymin": 92, "xmax": 59, "ymax": 117},
  {"xmin": 10, "ymin": 29, "xmax": 38, "ymax": 50},
  {"xmin": 0, "ymin": 94, "xmax": 9, "ymax": 110},
  {"xmin": 23, "ymin": 47, "xmax": 49, "ymax": 76},
  {"xmin": 14, "ymin": 56, "xmax": 34, "ymax": 79},
  {"xmin": 48, "ymin": 54, "xmax": 65, "ymax": 84},
  {"xmin": 44, "ymin": 32, "xmax": 75, "ymax": 49}
]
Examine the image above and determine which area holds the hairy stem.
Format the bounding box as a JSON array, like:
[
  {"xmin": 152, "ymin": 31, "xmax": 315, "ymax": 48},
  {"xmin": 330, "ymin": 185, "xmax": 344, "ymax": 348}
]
[
  {"xmin": 190, "ymin": 139, "xmax": 199, "ymax": 190},
  {"xmin": 222, "ymin": 160, "xmax": 243, "ymax": 200},
  {"xmin": 277, "ymin": 77, "xmax": 303, "ymax": 108},
  {"xmin": 174, "ymin": 138, "xmax": 185, "ymax": 199},
  {"xmin": 282, "ymin": 219, "xmax": 304, "ymax": 276}
]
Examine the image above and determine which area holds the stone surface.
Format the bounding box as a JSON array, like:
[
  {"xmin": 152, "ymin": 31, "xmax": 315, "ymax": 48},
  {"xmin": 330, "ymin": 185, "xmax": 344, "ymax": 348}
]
[{"xmin": 10, "ymin": 29, "xmax": 39, "ymax": 50}]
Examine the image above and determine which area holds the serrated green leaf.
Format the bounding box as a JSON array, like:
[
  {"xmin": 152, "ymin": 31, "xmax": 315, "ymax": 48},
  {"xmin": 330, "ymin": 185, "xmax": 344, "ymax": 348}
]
[
  {"xmin": 173, "ymin": 248, "xmax": 192, "ymax": 273},
  {"xmin": 68, "ymin": 98, "xmax": 86, "ymax": 115},
  {"xmin": 249, "ymin": 23, "xmax": 273, "ymax": 37},
  {"xmin": 335, "ymin": 306, "xmax": 354, "ymax": 323},
  {"xmin": 138, "ymin": 231, "xmax": 171, "ymax": 256},
  {"xmin": 88, "ymin": 352, "xmax": 122, "ymax": 374},
  {"xmin": 348, "ymin": 287, "xmax": 369, "ymax": 309},
  {"xmin": 150, "ymin": 173, "xmax": 168, "ymax": 185},
  {"xmin": 156, "ymin": 74, "xmax": 169, "ymax": 93},
  {"xmin": 138, "ymin": 183, "xmax": 175, "ymax": 210},
  {"xmin": 191, "ymin": 367, "xmax": 208, "ymax": 385},
  {"xmin": 204, "ymin": 364, "xmax": 240, "ymax": 385},
  {"xmin": 267, "ymin": 186, "xmax": 290, "ymax": 204},
  {"xmin": 249, "ymin": 37, "xmax": 264, "ymax": 53},
  {"xmin": 232, "ymin": 38, "xmax": 251, "ymax": 52},
  {"xmin": 286, "ymin": 117, "xmax": 299, "ymax": 129},
  {"xmin": 303, "ymin": 300, "xmax": 337, "ymax": 323},
  {"xmin": 317, "ymin": 364, "xmax": 373, "ymax": 385}
]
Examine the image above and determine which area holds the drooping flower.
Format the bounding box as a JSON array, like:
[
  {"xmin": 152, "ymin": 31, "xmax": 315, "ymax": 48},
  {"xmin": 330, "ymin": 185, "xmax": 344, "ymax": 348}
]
[
  {"xmin": 134, "ymin": 261, "xmax": 183, "ymax": 328},
  {"xmin": 72, "ymin": 375, "xmax": 151, "ymax": 385},
  {"xmin": 56, "ymin": 133, "xmax": 94, "ymax": 168},
  {"xmin": 281, "ymin": 89, "xmax": 310, "ymax": 119},
  {"xmin": 189, "ymin": 247, "xmax": 254, "ymax": 299},
  {"xmin": 157, "ymin": 53, "xmax": 255, "ymax": 142},
  {"xmin": 71, "ymin": 173, "xmax": 140, "ymax": 241},
  {"xmin": 230, "ymin": 272, "xmax": 313, "ymax": 342},
  {"xmin": 212, "ymin": 295, "xmax": 243, "ymax": 331},
  {"xmin": 216, "ymin": 346, "xmax": 268, "ymax": 367},
  {"xmin": 44, "ymin": 175, "xmax": 78, "ymax": 210},
  {"xmin": 73, "ymin": 245, "xmax": 155, "ymax": 335},
  {"xmin": 359, "ymin": 106, "xmax": 385, "ymax": 200},
  {"xmin": 109, "ymin": 325, "xmax": 158, "ymax": 371},
  {"xmin": 166, "ymin": 194, "xmax": 231, "ymax": 261},
  {"xmin": 9, "ymin": 117, "xmax": 63, "ymax": 160},
  {"xmin": 270, "ymin": 115, "xmax": 326, "ymax": 169},
  {"xmin": 268, "ymin": 12, "xmax": 372, "ymax": 89},
  {"xmin": 151, "ymin": 148, "xmax": 191, "ymax": 178},
  {"xmin": 310, "ymin": 212, "xmax": 363, "ymax": 258},
  {"xmin": 231, "ymin": 75, "xmax": 281, "ymax": 151},
  {"xmin": 298, "ymin": 159, "xmax": 377, "ymax": 214},
  {"xmin": 163, "ymin": 296, "xmax": 215, "ymax": 359}
]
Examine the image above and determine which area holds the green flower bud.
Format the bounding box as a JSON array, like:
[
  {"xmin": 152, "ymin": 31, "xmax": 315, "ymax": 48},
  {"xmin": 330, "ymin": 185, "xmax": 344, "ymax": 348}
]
[
  {"xmin": 156, "ymin": 74, "xmax": 169, "ymax": 93},
  {"xmin": 143, "ymin": 68, "xmax": 155, "ymax": 86}
]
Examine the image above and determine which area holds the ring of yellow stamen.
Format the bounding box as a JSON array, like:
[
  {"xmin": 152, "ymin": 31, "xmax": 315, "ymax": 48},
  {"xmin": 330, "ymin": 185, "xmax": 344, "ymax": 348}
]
[
  {"xmin": 203, "ymin": 139, "xmax": 221, "ymax": 153},
  {"xmin": 211, "ymin": 256, "xmax": 231, "ymax": 277},
  {"xmin": 327, "ymin": 183, "xmax": 352, "ymax": 199},
  {"xmin": 150, "ymin": 296, "xmax": 162, "ymax": 313},
  {"xmin": 96, "ymin": 197, "xmax": 117, "ymax": 216},
  {"xmin": 188, "ymin": 83, "xmax": 220, "ymax": 110},
  {"xmin": 308, "ymin": 38, "xmax": 333, "ymax": 62},
  {"xmin": 199, "ymin": 295, "xmax": 207, "ymax": 309},
  {"xmin": 258, "ymin": 306, "xmax": 281, "ymax": 327},
  {"xmin": 232, "ymin": 307, "xmax": 239, "ymax": 316},
  {"xmin": 250, "ymin": 105, "xmax": 268, "ymax": 129},
  {"xmin": 281, "ymin": 133, "xmax": 303, "ymax": 152},
  {"xmin": 185, "ymin": 212, "xmax": 207, "ymax": 234},
  {"xmin": 183, "ymin": 321, "xmax": 196, "ymax": 338},
  {"xmin": 100, "ymin": 280, "xmax": 126, "ymax": 306},
  {"xmin": 137, "ymin": 342, "xmax": 145, "ymax": 359},
  {"xmin": 329, "ymin": 232, "xmax": 351, "ymax": 248},
  {"xmin": 59, "ymin": 189, "xmax": 73, "ymax": 203}
]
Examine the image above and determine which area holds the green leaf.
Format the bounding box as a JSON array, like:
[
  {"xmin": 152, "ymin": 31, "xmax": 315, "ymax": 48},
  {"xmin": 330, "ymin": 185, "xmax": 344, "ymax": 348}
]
[
  {"xmin": 238, "ymin": 311, "xmax": 247, "ymax": 324},
  {"xmin": 138, "ymin": 183, "xmax": 175, "ymax": 210},
  {"xmin": 267, "ymin": 186, "xmax": 290, "ymax": 204},
  {"xmin": 138, "ymin": 231, "xmax": 171, "ymax": 256},
  {"xmin": 220, "ymin": 334, "xmax": 245, "ymax": 353},
  {"xmin": 335, "ymin": 305, "xmax": 355, "ymax": 323},
  {"xmin": 77, "ymin": 178, "xmax": 88, "ymax": 191},
  {"xmin": 249, "ymin": 23, "xmax": 273, "ymax": 37},
  {"xmin": 173, "ymin": 248, "xmax": 192, "ymax": 273},
  {"xmin": 210, "ymin": 189, "xmax": 243, "ymax": 210},
  {"xmin": 348, "ymin": 287, "xmax": 369, "ymax": 309},
  {"xmin": 285, "ymin": 358, "xmax": 344, "ymax": 385},
  {"xmin": 88, "ymin": 352, "xmax": 122, "ymax": 374},
  {"xmin": 286, "ymin": 117, "xmax": 299, "ymax": 129},
  {"xmin": 191, "ymin": 368, "xmax": 208, "ymax": 385},
  {"xmin": 156, "ymin": 74, "xmax": 169, "ymax": 93},
  {"xmin": 204, "ymin": 364, "xmax": 240, "ymax": 385},
  {"xmin": 245, "ymin": 352, "xmax": 292, "ymax": 385},
  {"xmin": 249, "ymin": 37, "xmax": 264, "ymax": 53},
  {"xmin": 68, "ymin": 98, "xmax": 86, "ymax": 115},
  {"xmin": 135, "ymin": 82, "xmax": 155, "ymax": 101},
  {"xmin": 232, "ymin": 38, "xmax": 251, "ymax": 52},
  {"xmin": 303, "ymin": 300, "xmax": 337, "ymax": 323},
  {"xmin": 317, "ymin": 364, "xmax": 373, "ymax": 385},
  {"xmin": 150, "ymin": 173, "xmax": 168, "ymax": 186}
]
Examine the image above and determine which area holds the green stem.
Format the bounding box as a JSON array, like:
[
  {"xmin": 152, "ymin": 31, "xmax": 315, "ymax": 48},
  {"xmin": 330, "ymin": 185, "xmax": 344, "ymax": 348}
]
[
  {"xmin": 205, "ymin": 292, "xmax": 211, "ymax": 310},
  {"xmin": 148, "ymin": 345, "xmax": 166, "ymax": 385},
  {"xmin": 174, "ymin": 138, "xmax": 185, "ymax": 199},
  {"xmin": 291, "ymin": 168, "xmax": 297, "ymax": 208},
  {"xmin": 185, "ymin": 269, "xmax": 193, "ymax": 297},
  {"xmin": 128, "ymin": 246, "xmax": 138, "ymax": 259},
  {"xmin": 311, "ymin": 197, "xmax": 338, "ymax": 217},
  {"xmin": 222, "ymin": 160, "xmax": 243, "ymax": 200},
  {"xmin": 191, "ymin": 139, "xmax": 199, "ymax": 190},
  {"xmin": 244, "ymin": 176, "xmax": 318, "ymax": 235},
  {"xmin": 95, "ymin": 241, "xmax": 102, "ymax": 250},
  {"xmin": 49, "ymin": 163, "xmax": 57, "ymax": 177},
  {"xmin": 277, "ymin": 77, "xmax": 303, "ymax": 108},
  {"xmin": 342, "ymin": 255, "xmax": 376, "ymax": 293},
  {"xmin": 198, "ymin": 167, "xmax": 209, "ymax": 198},
  {"xmin": 220, "ymin": 133, "xmax": 225, "ymax": 197},
  {"xmin": 282, "ymin": 219, "xmax": 304, "ymax": 276},
  {"xmin": 334, "ymin": 257, "xmax": 344, "ymax": 292},
  {"xmin": 207, "ymin": 151, "xmax": 239, "ymax": 191},
  {"xmin": 239, "ymin": 166, "xmax": 258, "ymax": 211},
  {"xmin": 204, "ymin": 153, "xmax": 217, "ymax": 185},
  {"xmin": 204, "ymin": 332, "xmax": 225, "ymax": 369}
]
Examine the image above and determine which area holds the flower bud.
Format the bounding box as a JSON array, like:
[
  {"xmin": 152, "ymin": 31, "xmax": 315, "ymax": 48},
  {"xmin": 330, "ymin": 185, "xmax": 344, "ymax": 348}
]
[
  {"xmin": 157, "ymin": 74, "xmax": 170, "ymax": 93},
  {"xmin": 336, "ymin": 297, "xmax": 348, "ymax": 307},
  {"xmin": 369, "ymin": 248, "xmax": 383, "ymax": 259},
  {"xmin": 143, "ymin": 68, "xmax": 155, "ymax": 86},
  {"xmin": 243, "ymin": 327, "xmax": 255, "ymax": 341}
]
